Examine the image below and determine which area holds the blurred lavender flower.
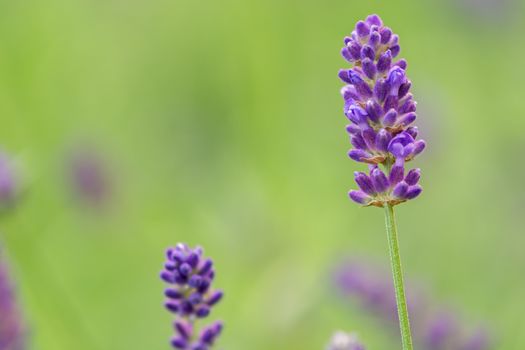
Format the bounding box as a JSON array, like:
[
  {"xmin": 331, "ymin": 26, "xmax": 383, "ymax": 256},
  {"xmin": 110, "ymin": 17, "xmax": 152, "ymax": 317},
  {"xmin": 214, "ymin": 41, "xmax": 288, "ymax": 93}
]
[
  {"xmin": 326, "ymin": 331, "xmax": 365, "ymax": 350},
  {"xmin": 67, "ymin": 146, "xmax": 111, "ymax": 207},
  {"xmin": 461, "ymin": 328, "xmax": 491, "ymax": 350},
  {"xmin": 160, "ymin": 244, "xmax": 223, "ymax": 350},
  {"xmin": 0, "ymin": 152, "xmax": 18, "ymax": 211},
  {"xmin": 0, "ymin": 256, "xmax": 25, "ymax": 350},
  {"xmin": 334, "ymin": 259, "xmax": 492, "ymax": 350},
  {"xmin": 338, "ymin": 14, "xmax": 425, "ymax": 207},
  {"xmin": 453, "ymin": 0, "xmax": 513, "ymax": 23}
]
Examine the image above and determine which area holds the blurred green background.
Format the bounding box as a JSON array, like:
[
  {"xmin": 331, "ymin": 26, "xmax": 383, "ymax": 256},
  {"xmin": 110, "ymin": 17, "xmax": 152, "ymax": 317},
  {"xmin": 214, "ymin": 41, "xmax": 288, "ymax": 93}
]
[{"xmin": 1, "ymin": 0, "xmax": 524, "ymax": 349}]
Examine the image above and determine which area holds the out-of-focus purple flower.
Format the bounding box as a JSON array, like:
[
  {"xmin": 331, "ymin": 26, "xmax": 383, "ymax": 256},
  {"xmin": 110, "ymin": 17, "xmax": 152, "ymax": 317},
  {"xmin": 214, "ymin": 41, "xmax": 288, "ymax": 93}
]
[
  {"xmin": 68, "ymin": 147, "xmax": 111, "ymax": 207},
  {"xmin": 0, "ymin": 152, "xmax": 18, "ymax": 210},
  {"xmin": 334, "ymin": 259, "xmax": 493, "ymax": 350},
  {"xmin": 160, "ymin": 244, "xmax": 223, "ymax": 349},
  {"xmin": 0, "ymin": 255, "xmax": 25, "ymax": 350},
  {"xmin": 453, "ymin": 0, "xmax": 513, "ymax": 23},
  {"xmin": 339, "ymin": 15, "xmax": 425, "ymax": 207},
  {"xmin": 424, "ymin": 313, "xmax": 457, "ymax": 349},
  {"xmin": 326, "ymin": 331, "xmax": 365, "ymax": 350},
  {"xmin": 461, "ymin": 327, "xmax": 491, "ymax": 350}
]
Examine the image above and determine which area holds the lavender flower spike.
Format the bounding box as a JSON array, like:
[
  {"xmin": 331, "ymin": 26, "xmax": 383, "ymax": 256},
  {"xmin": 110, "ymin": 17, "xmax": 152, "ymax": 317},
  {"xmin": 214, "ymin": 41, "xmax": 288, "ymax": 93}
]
[
  {"xmin": 326, "ymin": 331, "xmax": 365, "ymax": 350},
  {"xmin": 0, "ymin": 255, "xmax": 26, "ymax": 350},
  {"xmin": 160, "ymin": 243, "xmax": 224, "ymax": 350},
  {"xmin": 339, "ymin": 14, "xmax": 425, "ymax": 207},
  {"xmin": 338, "ymin": 14, "xmax": 426, "ymax": 350}
]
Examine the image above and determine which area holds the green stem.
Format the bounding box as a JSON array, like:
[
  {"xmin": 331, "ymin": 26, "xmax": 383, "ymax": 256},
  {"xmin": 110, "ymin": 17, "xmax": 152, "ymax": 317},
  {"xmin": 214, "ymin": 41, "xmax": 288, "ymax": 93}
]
[{"xmin": 384, "ymin": 203, "xmax": 413, "ymax": 350}]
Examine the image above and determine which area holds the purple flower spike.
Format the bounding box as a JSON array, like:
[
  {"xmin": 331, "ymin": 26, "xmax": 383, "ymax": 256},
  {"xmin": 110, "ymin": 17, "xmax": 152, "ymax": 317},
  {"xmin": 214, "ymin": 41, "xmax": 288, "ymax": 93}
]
[
  {"xmin": 161, "ymin": 244, "xmax": 223, "ymax": 349},
  {"xmin": 339, "ymin": 14, "xmax": 426, "ymax": 207},
  {"xmin": 0, "ymin": 254, "xmax": 26, "ymax": 350}
]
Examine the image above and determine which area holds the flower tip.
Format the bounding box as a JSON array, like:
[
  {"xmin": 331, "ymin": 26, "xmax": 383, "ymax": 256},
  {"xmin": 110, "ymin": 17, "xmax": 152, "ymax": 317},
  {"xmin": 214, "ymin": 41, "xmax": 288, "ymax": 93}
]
[
  {"xmin": 399, "ymin": 112, "xmax": 417, "ymax": 126},
  {"xmin": 380, "ymin": 27, "xmax": 392, "ymax": 44},
  {"xmin": 389, "ymin": 164, "xmax": 404, "ymax": 185},
  {"xmin": 413, "ymin": 139, "xmax": 426, "ymax": 156},
  {"xmin": 348, "ymin": 190, "xmax": 370, "ymax": 205},
  {"xmin": 370, "ymin": 167, "xmax": 389, "ymax": 193},
  {"xmin": 387, "ymin": 66, "xmax": 406, "ymax": 86},
  {"xmin": 390, "ymin": 45, "xmax": 401, "ymax": 57},
  {"xmin": 341, "ymin": 47, "xmax": 353, "ymax": 62},
  {"xmin": 174, "ymin": 320, "xmax": 193, "ymax": 339},
  {"xmin": 366, "ymin": 14, "xmax": 383, "ymax": 27},
  {"xmin": 406, "ymin": 126, "xmax": 418, "ymax": 138},
  {"xmin": 348, "ymin": 149, "xmax": 369, "ymax": 162},
  {"xmin": 338, "ymin": 69, "xmax": 351, "ymax": 84},
  {"xmin": 354, "ymin": 172, "xmax": 375, "ymax": 195},
  {"xmin": 393, "ymin": 181, "xmax": 409, "ymax": 199},
  {"xmin": 171, "ymin": 337, "xmax": 188, "ymax": 349},
  {"xmin": 160, "ymin": 270, "xmax": 174, "ymax": 283},
  {"xmin": 395, "ymin": 58, "xmax": 407, "ymax": 70},
  {"xmin": 405, "ymin": 168, "xmax": 421, "ymax": 186},
  {"xmin": 405, "ymin": 185, "xmax": 422, "ymax": 199},
  {"xmin": 207, "ymin": 290, "xmax": 224, "ymax": 306},
  {"xmin": 355, "ymin": 21, "xmax": 370, "ymax": 37}
]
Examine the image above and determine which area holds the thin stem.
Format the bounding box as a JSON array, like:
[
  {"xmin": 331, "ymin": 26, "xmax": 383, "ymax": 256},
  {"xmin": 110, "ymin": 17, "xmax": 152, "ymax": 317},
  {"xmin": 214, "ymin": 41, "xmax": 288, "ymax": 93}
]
[{"xmin": 384, "ymin": 203, "xmax": 413, "ymax": 350}]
